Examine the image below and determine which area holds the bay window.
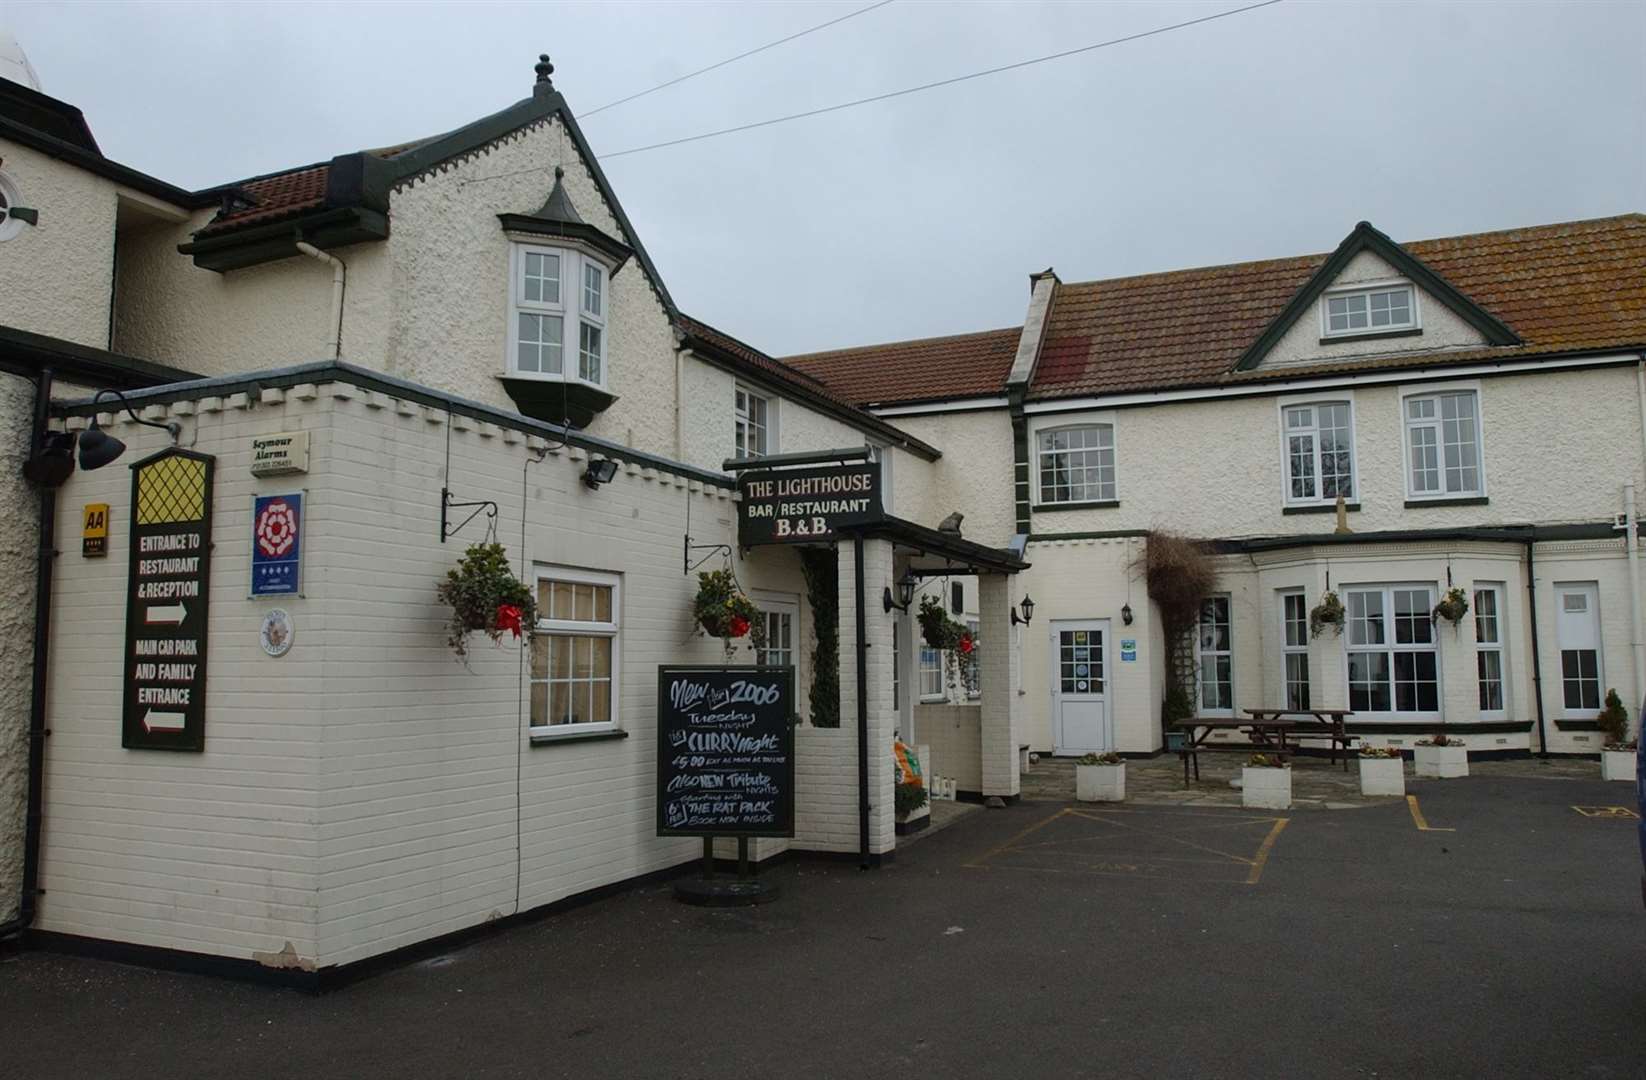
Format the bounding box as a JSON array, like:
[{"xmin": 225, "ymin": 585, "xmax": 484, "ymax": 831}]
[
  {"xmin": 1281, "ymin": 591, "xmax": 1310, "ymax": 710},
  {"xmin": 1197, "ymin": 595, "xmax": 1233, "ymax": 715},
  {"xmin": 1404, "ymin": 390, "xmax": 1483, "ymax": 499},
  {"xmin": 1473, "ymin": 584, "xmax": 1506, "ymax": 715},
  {"xmin": 508, "ymin": 243, "xmax": 608, "ymax": 388},
  {"xmin": 1346, "ymin": 585, "xmax": 1438, "ymax": 715}
]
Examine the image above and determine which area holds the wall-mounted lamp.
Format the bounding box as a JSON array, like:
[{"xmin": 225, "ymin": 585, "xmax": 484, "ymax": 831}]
[
  {"xmin": 1121, "ymin": 602, "xmax": 1134, "ymax": 626},
  {"xmin": 1011, "ymin": 594, "xmax": 1036, "ymax": 626},
  {"xmin": 883, "ymin": 570, "xmax": 917, "ymax": 613},
  {"xmin": 582, "ymin": 457, "xmax": 619, "ymax": 490},
  {"xmin": 76, "ymin": 388, "xmax": 181, "ymax": 471}
]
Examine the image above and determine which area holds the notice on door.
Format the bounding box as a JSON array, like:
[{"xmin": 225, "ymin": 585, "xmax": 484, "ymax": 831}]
[
  {"xmin": 123, "ymin": 449, "xmax": 214, "ymax": 751},
  {"xmin": 657, "ymin": 666, "xmax": 795, "ymax": 838}
]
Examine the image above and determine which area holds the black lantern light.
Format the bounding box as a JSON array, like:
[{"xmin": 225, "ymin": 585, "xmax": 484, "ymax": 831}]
[
  {"xmin": 1011, "ymin": 594, "xmax": 1036, "ymax": 626},
  {"xmin": 77, "ymin": 388, "xmax": 181, "ymax": 471},
  {"xmin": 1121, "ymin": 602, "xmax": 1134, "ymax": 626},
  {"xmin": 582, "ymin": 457, "xmax": 619, "ymax": 489},
  {"xmin": 883, "ymin": 570, "xmax": 917, "ymax": 613}
]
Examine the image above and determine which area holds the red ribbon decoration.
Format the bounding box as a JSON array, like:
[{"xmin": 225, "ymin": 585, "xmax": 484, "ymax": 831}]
[
  {"xmin": 727, "ymin": 615, "xmax": 751, "ymax": 639},
  {"xmin": 495, "ymin": 604, "xmax": 524, "ymax": 640},
  {"xmin": 959, "ymin": 633, "xmax": 975, "ymax": 654}
]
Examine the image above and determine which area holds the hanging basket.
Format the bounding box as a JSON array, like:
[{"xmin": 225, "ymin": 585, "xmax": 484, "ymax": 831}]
[
  {"xmin": 694, "ymin": 569, "xmax": 763, "ymax": 644},
  {"xmin": 1432, "ymin": 586, "xmax": 1469, "ymax": 626},
  {"xmin": 1310, "ymin": 590, "xmax": 1345, "ymax": 639},
  {"xmin": 436, "ymin": 542, "xmax": 537, "ymax": 659}
]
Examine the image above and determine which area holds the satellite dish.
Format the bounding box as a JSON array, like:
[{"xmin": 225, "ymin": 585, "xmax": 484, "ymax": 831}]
[{"xmin": 0, "ymin": 31, "xmax": 44, "ymax": 92}]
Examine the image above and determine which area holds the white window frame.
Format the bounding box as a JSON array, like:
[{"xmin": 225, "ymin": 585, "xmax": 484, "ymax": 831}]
[
  {"xmin": 1555, "ymin": 582, "xmax": 1603, "ymax": 717},
  {"xmin": 1472, "ymin": 583, "xmax": 1507, "ymax": 718},
  {"xmin": 506, "ymin": 242, "xmax": 609, "ymax": 390},
  {"xmin": 1343, "ymin": 583, "xmax": 1441, "ymax": 718},
  {"xmin": 1034, "ymin": 422, "xmax": 1117, "ymax": 506},
  {"xmin": 1319, "ymin": 280, "xmax": 1420, "ymax": 339},
  {"xmin": 753, "ymin": 593, "xmax": 798, "ymax": 673},
  {"xmin": 1400, "ymin": 382, "xmax": 1487, "ymax": 500},
  {"xmin": 1280, "ymin": 590, "xmax": 1310, "ymax": 711},
  {"xmin": 529, "ymin": 565, "xmax": 620, "ymax": 736},
  {"xmin": 734, "ymin": 385, "xmax": 774, "ymax": 459},
  {"xmin": 918, "ymin": 645, "xmax": 945, "ymax": 702},
  {"xmin": 1277, "ymin": 394, "xmax": 1357, "ymax": 507},
  {"xmin": 1196, "ymin": 594, "xmax": 1234, "ymax": 717},
  {"xmin": 577, "ymin": 258, "xmax": 608, "ymax": 385},
  {"xmin": 0, "ymin": 171, "xmax": 24, "ymax": 243}
]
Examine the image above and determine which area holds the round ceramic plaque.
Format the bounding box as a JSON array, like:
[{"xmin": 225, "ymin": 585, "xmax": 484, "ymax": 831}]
[{"xmin": 260, "ymin": 608, "xmax": 294, "ymax": 657}]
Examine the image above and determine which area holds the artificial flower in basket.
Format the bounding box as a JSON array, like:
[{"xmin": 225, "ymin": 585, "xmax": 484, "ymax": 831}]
[
  {"xmin": 694, "ymin": 569, "xmax": 765, "ymax": 647},
  {"xmin": 436, "ymin": 542, "xmax": 537, "ymax": 660}
]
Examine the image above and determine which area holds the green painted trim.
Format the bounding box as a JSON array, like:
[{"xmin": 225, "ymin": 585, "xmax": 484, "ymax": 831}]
[
  {"xmin": 1283, "ymin": 503, "xmax": 1360, "ymax": 516},
  {"xmin": 1233, "ymin": 221, "xmax": 1521, "ymax": 372},
  {"xmin": 1403, "ymin": 496, "xmax": 1490, "ymax": 509},
  {"xmin": 178, "ymin": 207, "xmax": 390, "ymax": 272},
  {"xmin": 497, "ymin": 376, "xmax": 617, "ymax": 429},
  {"xmin": 0, "ymin": 115, "xmax": 202, "ymax": 209},
  {"xmin": 1217, "ymin": 520, "xmax": 1616, "ymax": 553},
  {"xmin": 1029, "ymin": 529, "xmax": 1150, "ymax": 542},
  {"xmin": 1009, "ymin": 386, "xmax": 1031, "ymax": 536},
  {"xmin": 529, "ymin": 729, "xmax": 630, "ymax": 747},
  {"xmin": 1552, "ymin": 719, "xmax": 1603, "ymax": 731},
  {"xmin": 1318, "ymin": 328, "xmax": 1423, "ymax": 346},
  {"xmin": 1034, "ymin": 499, "xmax": 1120, "ymax": 513}
]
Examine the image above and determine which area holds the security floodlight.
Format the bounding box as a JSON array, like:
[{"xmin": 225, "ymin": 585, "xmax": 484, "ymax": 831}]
[{"xmin": 583, "ymin": 457, "xmax": 619, "ymax": 489}]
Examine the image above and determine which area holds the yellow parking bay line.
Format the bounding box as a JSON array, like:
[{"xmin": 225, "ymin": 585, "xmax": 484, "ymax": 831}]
[
  {"xmin": 1245, "ymin": 818, "xmax": 1289, "ymax": 885},
  {"xmin": 1406, "ymin": 794, "xmax": 1455, "ymax": 832}
]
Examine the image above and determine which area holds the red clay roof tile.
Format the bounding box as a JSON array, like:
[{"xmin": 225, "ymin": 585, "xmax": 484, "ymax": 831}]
[
  {"xmin": 196, "ymin": 163, "xmax": 330, "ymax": 236},
  {"xmin": 783, "ymin": 326, "xmax": 1023, "ymax": 407}
]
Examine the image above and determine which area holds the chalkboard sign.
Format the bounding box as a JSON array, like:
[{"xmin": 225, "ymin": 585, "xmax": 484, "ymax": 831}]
[{"xmin": 657, "ymin": 666, "xmax": 795, "ymax": 838}]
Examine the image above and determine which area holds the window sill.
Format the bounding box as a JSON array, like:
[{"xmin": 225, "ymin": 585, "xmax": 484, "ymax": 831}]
[
  {"xmin": 1318, "ymin": 328, "xmax": 1422, "ymax": 345},
  {"xmin": 1282, "ymin": 502, "xmax": 1359, "ymax": 516},
  {"xmin": 1034, "ymin": 499, "xmax": 1120, "ymax": 513},
  {"xmin": 529, "ymin": 728, "xmax": 629, "ymax": 747},
  {"xmin": 1552, "ymin": 718, "xmax": 1602, "ymax": 731},
  {"xmin": 1404, "ymin": 496, "xmax": 1488, "ymax": 508}
]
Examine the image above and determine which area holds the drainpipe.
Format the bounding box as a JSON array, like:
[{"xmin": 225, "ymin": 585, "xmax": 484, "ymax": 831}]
[
  {"xmin": 1, "ymin": 368, "xmax": 56, "ymax": 943},
  {"xmin": 853, "ymin": 533, "xmax": 870, "ymax": 869},
  {"xmin": 1525, "ymin": 538, "xmax": 1549, "ymax": 758},
  {"xmin": 294, "ymin": 241, "xmax": 345, "ymax": 360},
  {"xmin": 1627, "ymin": 483, "xmax": 1645, "ymax": 743}
]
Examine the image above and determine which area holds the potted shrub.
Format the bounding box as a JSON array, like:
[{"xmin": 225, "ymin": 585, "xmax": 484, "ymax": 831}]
[
  {"xmin": 1075, "ymin": 752, "xmax": 1126, "ymax": 802},
  {"xmin": 1242, "ymin": 753, "xmax": 1291, "ymax": 809},
  {"xmin": 1414, "ymin": 730, "xmax": 1469, "ymax": 778},
  {"xmin": 1357, "ymin": 745, "xmax": 1406, "ymax": 796},
  {"xmin": 894, "ymin": 780, "xmax": 930, "ymax": 834},
  {"xmin": 1432, "ymin": 586, "xmax": 1469, "ymax": 627},
  {"xmin": 694, "ymin": 569, "xmax": 764, "ymax": 659},
  {"xmin": 1310, "ymin": 591, "xmax": 1345, "ymax": 639},
  {"xmin": 1597, "ymin": 688, "xmax": 1638, "ymax": 782},
  {"xmin": 436, "ymin": 541, "xmax": 536, "ymax": 661}
]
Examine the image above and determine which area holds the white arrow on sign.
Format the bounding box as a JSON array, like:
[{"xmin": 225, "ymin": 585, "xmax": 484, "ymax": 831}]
[
  {"xmin": 142, "ymin": 710, "xmax": 186, "ymax": 733},
  {"xmin": 145, "ymin": 602, "xmax": 188, "ymax": 625}
]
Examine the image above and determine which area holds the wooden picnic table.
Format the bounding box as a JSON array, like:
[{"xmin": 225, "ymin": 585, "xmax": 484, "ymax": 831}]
[
  {"xmin": 1242, "ymin": 708, "xmax": 1357, "ymax": 770},
  {"xmin": 1171, "ymin": 709, "xmax": 1357, "ymax": 786}
]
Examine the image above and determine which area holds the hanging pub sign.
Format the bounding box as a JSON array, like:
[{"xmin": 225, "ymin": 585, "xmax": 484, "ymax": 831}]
[
  {"xmin": 736, "ymin": 462, "xmax": 882, "ymax": 546},
  {"xmin": 250, "ymin": 492, "xmax": 303, "ymax": 597},
  {"xmin": 657, "ymin": 666, "xmax": 795, "ymax": 838},
  {"xmin": 123, "ymin": 448, "xmax": 214, "ymax": 751}
]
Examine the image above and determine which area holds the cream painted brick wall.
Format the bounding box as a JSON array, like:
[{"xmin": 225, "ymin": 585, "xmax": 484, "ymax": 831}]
[
  {"xmin": 883, "ymin": 409, "xmax": 1016, "ymax": 543},
  {"xmin": 1027, "ymin": 367, "xmax": 1646, "ymax": 540},
  {"xmin": 825, "ymin": 539, "xmax": 896, "ymax": 855},
  {"xmin": 0, "ymin": 142, "xmax": 119, "ymax": 348},
  {"xmin": 913, "ymin": 705, "xmax": 982, "ymax": 792},
  {"xmin": 0, "ymin": 373, "xmax": 38, "ymax": 924},
  {"xmin": 977, "ymin": 573, "xmax": 1022, "ymax": 796}
]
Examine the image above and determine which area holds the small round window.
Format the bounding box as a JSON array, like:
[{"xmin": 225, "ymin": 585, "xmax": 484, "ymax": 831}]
[{"xmin": 0, "ymin": 172, "xmax": 23, "ymax": 242}]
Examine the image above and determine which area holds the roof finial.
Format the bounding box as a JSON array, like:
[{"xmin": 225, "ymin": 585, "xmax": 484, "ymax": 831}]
[
  {"xmin": 554, "ymin": 166, "xmax": 564, "ymax": 181},
  {"xmin": 534, "ymin": 54, "xmax": 554, "ymax": 87}
]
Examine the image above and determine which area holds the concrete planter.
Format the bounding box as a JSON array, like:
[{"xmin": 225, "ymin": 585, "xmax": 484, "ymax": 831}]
[
  {"xmin": 1601, "ymin": 749, "xmax": 1637, "ymax": 782},
  {"xmin": 1358, "ymin": 756, "xmax": 1406, "ymax": 796},
  {"xmin": 894, "ymin": 801, "xmax": 930, "ymax": 835},
  {"xmin": 1414, "ymin": 744, "xmax": 1469, "ymax": 778},
  {"xmin": 1076, "ymin": 763, "xmax": 1125, "ymax": 802},
  {"xmin": 1241, "ymin": 765, "xmax": 1291, "ymax": 810}
]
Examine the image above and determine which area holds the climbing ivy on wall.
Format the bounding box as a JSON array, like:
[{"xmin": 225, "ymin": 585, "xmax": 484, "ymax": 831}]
[{"xmin": 800, "ymin": 548, "xmax": 840, "ymax": 728}]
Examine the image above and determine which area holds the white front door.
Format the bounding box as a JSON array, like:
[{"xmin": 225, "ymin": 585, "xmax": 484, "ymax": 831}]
[
  {"xmin": 1052, "ymin": 619, "xmax": 1110, "ymax": 755},
  {"xmin": 1554, "ymin": 582, "xmax": 1602, "ymax": 715}
]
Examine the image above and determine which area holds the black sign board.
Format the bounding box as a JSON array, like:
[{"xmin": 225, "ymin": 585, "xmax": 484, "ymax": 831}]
[
  {"xmin": 736, "ymin": 462, "xmax": 882, "ymax": 546},
  {"xmin": 122, "ymin": 448, "xmax": 214, "ymax": 751},
  {"xmin": 657, "ymin": 666, "xmax": 795, "ymax": 838}
]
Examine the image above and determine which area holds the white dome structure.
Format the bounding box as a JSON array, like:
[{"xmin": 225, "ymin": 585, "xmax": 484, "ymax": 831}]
[{"xmin": 0, "ymin": 30, "xmax": 43, "ymax": 91}]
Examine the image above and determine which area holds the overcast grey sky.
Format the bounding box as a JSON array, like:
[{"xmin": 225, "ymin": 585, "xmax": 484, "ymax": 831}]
[{"xmin": 5, "ymin": 1, "xmax": 1643, "ymax": 355}]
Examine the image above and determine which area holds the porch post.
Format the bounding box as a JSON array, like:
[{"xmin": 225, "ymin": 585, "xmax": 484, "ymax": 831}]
[
  {"xmin": 978, "ymin": 573, "xmax": 1023, "ymax": 799},
  {"xmin": 838, "ymin": 537, "xmax": 896, "ymax": 859}
]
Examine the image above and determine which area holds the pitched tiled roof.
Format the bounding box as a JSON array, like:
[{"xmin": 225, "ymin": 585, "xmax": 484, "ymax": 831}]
[
  {"xmin": 676, "ymin": 314, "xmax": 941, "ymax": 459},
  {"xmin": 196, "ymin": 163, "xmax": 331, "ymax": 236},
  {"xmin": 784, "ymin": 326, "xmax": 1023, "ymax": 407},
  {"xmin": 1034, "ymin": 214, "xmax": 1646, "ymax": 399}
]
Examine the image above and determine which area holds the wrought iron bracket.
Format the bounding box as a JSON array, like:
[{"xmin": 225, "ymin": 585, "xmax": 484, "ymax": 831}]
[
  {"xmin": 684, "ymin": 534, "xmax": 732, "ymax": 575},
  {"xmin": 441, "ymin": 487, "xmax": 498, "ymax": 543}
]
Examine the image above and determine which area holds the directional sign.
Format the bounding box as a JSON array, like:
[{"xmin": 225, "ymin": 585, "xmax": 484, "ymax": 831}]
[{"xmin": 123, "ymin": 448, "xmax": 213, "ymax": 751}]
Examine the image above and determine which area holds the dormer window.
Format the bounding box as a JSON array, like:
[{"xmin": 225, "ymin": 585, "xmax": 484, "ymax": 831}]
[
  {"xmin": 508, "ymin": 242, "xmax": 607, "ymax": 389},
  {"xmin": 1322, "ymin": 284, "xmax": 1416, "ymax": 338}
]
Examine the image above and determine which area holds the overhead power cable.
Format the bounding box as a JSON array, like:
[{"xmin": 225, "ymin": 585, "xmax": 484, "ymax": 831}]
[
  {"xmin": 602, "ymin": 0, "xmax": 1284, "ymax": 160},
  {"xmin": 582, "ymin": 0, "xmax": 898, "ymax": 119}
]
